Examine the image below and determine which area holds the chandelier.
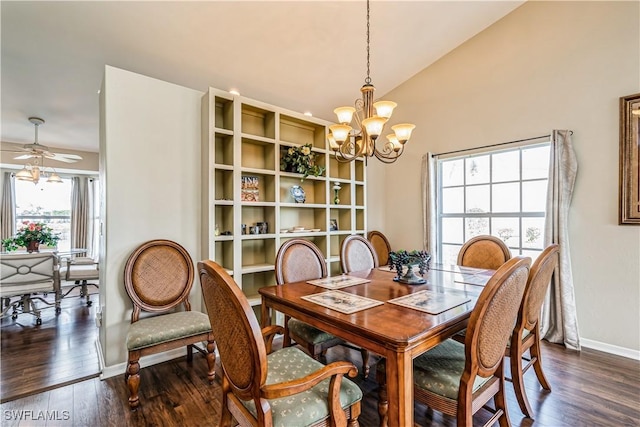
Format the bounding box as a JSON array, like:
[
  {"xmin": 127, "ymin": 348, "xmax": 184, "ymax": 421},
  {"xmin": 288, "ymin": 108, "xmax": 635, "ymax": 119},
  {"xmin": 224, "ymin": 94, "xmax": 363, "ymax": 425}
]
[
  {"xmin": 15, "ymin": 156, "xmax": 63, "ymax": 185},
  {"xmin": 328, "ymin": 0, "xmax": 415, "ymax": 164}
]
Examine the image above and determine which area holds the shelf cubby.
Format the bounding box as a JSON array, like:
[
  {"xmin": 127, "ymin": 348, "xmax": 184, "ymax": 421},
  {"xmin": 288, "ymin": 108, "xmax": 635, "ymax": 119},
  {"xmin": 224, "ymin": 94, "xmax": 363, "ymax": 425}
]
[
  {"xmin": 214, "ymin": 132, "xmax": 234, "ymax": 166},
  {"xmin": 241, "ymin": 137, "xmax": 276, "ymax": 171},
  {"xmin": 355, "ymin": 184, "xmax": 365, "ymax": 207},
  {"xmin": 280, "ymin": 206, "xmax": 327, "ymax": 231},
  {"xmin": 214, "ymin": 205, "xmax": 234, "ymax": 235},
  {"xmin": 214, "ymin": 169, "xmax": 234, "ymax": 201},
  {"xmin": 329, "ymin": 156, "xmax": 352, "ymax": 180},
  {"xmin": 354, "ymin": 159, "xmax": 365, "ymax": 182},
  {"xmin": 214, "ymin": 96, "xmax": 234, "ymax": 131},
  {"xmin": 332, "ymin": 182, "xmax": 351, "ymax": 206},
  {"xmin": 241, "ymin": 173, "xmax": 276, "ymax": 203},
  {"xmin": 242, "ymin": 271, "xmax": 277, "ymax": 303},
  {"xmin": 279, "ymin": 176, "xmax": 326, "ymax": 205},
  {"xmin": 355, "ymin": 208, "xmax": 366, "ymax": 231},
  {"xmin": 241, "ymin": 238, "xmax": 276, "ymax": 269},
  {"xmin": 330, "ymin": 207, "xmax": 352, "ymax": 232},
  {"xmin": 242, "ymin": 104, "xmax": 276, "ymax": 139},
  {"xmin": 280, "ymin": 114, "xmax": 326, "ymax": 149},
  {"xmin": 241, "ymin": 205, "xmax": 276, "ymax": 235},
  {"xmin": 214, "ymin": 240, "xmax": 234, "ymax": 273}
]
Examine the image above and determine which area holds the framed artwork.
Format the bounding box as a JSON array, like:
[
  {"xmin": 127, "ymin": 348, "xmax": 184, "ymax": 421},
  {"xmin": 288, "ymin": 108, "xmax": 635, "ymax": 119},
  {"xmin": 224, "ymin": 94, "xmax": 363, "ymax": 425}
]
[
  {"xmin": 329, "ymin": 218, "xmax": 338, "ymax": 231},
  {"xmin": 619, "ymin": 93, "xmax": 640, "ymax": 225}
]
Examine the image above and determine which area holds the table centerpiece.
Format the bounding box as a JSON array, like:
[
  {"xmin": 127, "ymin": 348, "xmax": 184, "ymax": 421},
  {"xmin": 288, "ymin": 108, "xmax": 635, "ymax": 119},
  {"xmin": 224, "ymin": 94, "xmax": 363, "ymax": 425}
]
[
  {"xmin": 2, "ymin": 221, "xmax": 60, "ymax": 253},
  {"xmin": 388, "ymin": 249, "xmax": 432, "ymax": 285}
]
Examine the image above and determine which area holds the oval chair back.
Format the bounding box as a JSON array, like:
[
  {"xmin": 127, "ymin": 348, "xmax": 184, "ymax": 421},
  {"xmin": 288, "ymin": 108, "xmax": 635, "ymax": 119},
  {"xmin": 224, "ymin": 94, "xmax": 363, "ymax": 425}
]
[{"xmin": 340, "ymin": 235, "xmax": 379, "ymax": 273}]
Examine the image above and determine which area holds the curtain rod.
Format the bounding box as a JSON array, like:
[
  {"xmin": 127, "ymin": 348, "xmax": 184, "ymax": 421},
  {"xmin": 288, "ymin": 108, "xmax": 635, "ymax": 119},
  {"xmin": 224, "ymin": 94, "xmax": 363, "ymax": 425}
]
[{"xmin": 431, "ymin": 134, "xmax": 553, "ymax": 157}]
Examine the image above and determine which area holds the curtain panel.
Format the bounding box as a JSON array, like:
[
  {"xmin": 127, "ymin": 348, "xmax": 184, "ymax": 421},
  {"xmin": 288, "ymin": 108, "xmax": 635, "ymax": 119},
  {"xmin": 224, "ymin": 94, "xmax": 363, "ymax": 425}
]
[
  {"xmin": 421, "ymin": 153, "xmax": 437, "ymax": 255},
  {"xmin": 71, "ymin": 177, "xmax": 96, "ymax": 258},
  {"xmin": 1, "ymin": 172, "xmax": 16, "ymax": 243},
  {"xmin": 540, "ymin": 130, "xmax": 581, "ymax": 350}
]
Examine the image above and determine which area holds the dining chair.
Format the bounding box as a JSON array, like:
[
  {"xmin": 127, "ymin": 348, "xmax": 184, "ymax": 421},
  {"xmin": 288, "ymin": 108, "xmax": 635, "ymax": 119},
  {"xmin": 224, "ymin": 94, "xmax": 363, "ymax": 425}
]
[
  {"xmin": 340, "ymin": 234, "xmax": 379, "ymax": 274},
  {"xmin": 508, "ymin": 244, "xmax": 559, "ymax": 418},
  {"xmin": 0, "ymin": 252, "xmax": 59, "ymax": 325},
  {"xmin": 367, "ymin": 230, "xmax": 392, "ymax": 266},
  {"xmin": 123, "ymin": 239, "xmax": 216, "ymax": 410},
  {"xmin": 377, "ymin": 256, "xmax": 531, "ymax": 427},
  {"xmin": 457, "ymin": 235, "xmax": 512, "ymax": 270},
  {"xmin": 198, "ymin": 259, "xmax": 363, "ymax": 427},
  {"xmin": 58, "ymin": 256, "xmax": 99, "ymax": 306},
  {"xmin": 275, "ymin": 238, "xmax": 370, "ymax": 377}
]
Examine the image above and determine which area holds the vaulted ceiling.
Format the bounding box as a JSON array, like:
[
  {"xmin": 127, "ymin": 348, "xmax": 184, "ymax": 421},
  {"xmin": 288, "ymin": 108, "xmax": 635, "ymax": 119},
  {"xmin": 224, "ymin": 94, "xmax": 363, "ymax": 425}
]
[{"xmin": 1, "ymin": 1, "xmax": 524, "ymax": 153}]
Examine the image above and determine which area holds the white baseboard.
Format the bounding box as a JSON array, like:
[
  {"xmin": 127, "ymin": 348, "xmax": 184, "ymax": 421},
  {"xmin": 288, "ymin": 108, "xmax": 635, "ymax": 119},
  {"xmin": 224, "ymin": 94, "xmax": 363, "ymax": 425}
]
[
  {"xmin": 580, "ymin": 338, "xmax": 640, "ymax": 361},
  {"xmin": 100, "ymin": 348, "xmax": 187, "ymax": 380}
]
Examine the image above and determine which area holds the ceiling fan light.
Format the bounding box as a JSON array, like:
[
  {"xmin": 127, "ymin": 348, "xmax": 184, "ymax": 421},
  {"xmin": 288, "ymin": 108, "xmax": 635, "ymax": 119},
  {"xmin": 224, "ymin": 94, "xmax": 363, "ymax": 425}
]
[
  {"xmin": 16, "ymin": 167, "xmax": 33, "ymax": 181},
  {"xmin": 47, "ymin": 172, "xmax": 63, "ymax": 183}
]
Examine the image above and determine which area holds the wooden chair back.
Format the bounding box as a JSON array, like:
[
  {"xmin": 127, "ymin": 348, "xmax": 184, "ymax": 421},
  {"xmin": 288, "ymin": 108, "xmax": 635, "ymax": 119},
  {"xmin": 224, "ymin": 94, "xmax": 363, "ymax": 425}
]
[
  {"xmin": 457, "ymin": 235, "xmax": 512, "ymax": 270},
  {"xmin": 509, "ymin": 244, "xmax": 559, "ymax": 417},
  {"xmin": 367, "ymin": 230, "xmax": 391, "ymax": 266},
  {"xmin": 199, "ymin": 260, "xmax": 267, "ymax": 401},
  {"xmin": 124, "ymin": 239, "xmax": 194, "ymax": 322},
  {"xmin": 275, "ymin": 239, "xmax": 327, "ymax": 285},
  {"xmin": 340, "ymin": 234, "xmax": 379, "ymax": 273}
]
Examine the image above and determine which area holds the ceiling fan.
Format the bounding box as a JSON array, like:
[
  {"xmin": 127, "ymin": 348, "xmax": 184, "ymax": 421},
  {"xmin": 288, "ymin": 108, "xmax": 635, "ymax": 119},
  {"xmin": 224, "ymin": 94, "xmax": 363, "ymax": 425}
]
[{"xmin": 6, "ymin": 117, "xmax": 83, "ymax": 163}]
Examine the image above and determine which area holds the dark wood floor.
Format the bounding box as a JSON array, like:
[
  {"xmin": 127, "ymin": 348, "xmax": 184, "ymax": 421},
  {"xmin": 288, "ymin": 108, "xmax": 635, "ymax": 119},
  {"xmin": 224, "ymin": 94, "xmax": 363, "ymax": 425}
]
[
  {"xmin": 0, "ymin": 287, "xmax": 100, "ymax": 403},
  {"xmin": 1, "ymin": 325, "xmax": 638, "ymax": 427}
]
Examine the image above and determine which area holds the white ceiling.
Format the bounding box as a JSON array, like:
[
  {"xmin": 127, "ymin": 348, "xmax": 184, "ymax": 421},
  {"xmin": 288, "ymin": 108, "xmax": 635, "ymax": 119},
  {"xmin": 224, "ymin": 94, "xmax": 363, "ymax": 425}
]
[{"xmin": 1, "ymin": 1, "xmax": 524, "ymax": 153}]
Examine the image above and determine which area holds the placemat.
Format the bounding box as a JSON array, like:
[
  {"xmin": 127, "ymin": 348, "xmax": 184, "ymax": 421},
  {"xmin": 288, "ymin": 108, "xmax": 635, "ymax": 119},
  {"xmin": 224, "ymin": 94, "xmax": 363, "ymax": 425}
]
[
  {"xmin": 301, "ymin": 290, "xmax": 383, "ymax": 314},
  {"xmin": 387, "ymin": 289, "xmax": 471, "ymax": 314},
  {"xmin": 307, "ymin": 275, "xmax": 371, "ymax": 290}
]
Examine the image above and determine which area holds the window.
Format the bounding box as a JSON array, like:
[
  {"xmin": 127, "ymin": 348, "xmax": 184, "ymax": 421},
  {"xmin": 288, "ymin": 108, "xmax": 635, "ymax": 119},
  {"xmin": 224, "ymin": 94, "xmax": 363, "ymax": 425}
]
[
  {"xmin": 437, "ymin": 143, "xmax": 551, "ymax": 265},
  {"xmin": 14, "ymin": 178, "xmax": 72, "ymax": 251}
]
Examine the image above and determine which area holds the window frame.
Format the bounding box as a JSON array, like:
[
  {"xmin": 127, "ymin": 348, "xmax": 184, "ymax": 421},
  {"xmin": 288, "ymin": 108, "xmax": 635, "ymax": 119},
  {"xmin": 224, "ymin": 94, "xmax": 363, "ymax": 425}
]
[{"xmin": 435, "ymin": 142, "xmax": 551, "ymax": 264}]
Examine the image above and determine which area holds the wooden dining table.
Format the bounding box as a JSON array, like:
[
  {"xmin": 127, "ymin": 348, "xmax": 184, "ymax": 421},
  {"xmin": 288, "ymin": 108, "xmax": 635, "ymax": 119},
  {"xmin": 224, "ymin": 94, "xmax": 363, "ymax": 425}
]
[{"xmin": 259, "ymin": 264, "xmax": 493, "ymax": 427}]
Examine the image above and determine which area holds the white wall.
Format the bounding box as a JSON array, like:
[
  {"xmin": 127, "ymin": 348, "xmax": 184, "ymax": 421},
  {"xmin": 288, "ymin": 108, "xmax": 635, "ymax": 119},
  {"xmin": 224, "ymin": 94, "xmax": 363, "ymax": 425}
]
[
  {"xmin": 375, "ymin": 1, "xmax": 640, "ymax": 353},
  {"xmin": 100, "ymin": 66, "xmax": 203, "ymax": 369}
]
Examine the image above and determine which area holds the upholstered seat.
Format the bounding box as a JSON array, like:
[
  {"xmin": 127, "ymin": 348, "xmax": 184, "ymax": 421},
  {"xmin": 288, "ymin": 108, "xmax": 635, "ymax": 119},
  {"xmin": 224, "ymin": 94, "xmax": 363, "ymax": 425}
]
[
  {"xmin": 457, "ymin": 235, "xmax": 512, "ymax": 270},
  {"xmin": 198, "ymin": 260, "xmax": 362, "ymax": 427},
  {"xmin": 377, "ymin": 257, "xmax": 531, "ymax": 427},
  {"xmin": 59, "ymin": 256, "xmax": 99, "ymax": 307},
  {"xmin": 123, "ymin": 239, "xmax": 215, "ymax": 410},
  {"xmin": 367, "ymin": 230, "xmax": 392, "ymax": 266}
]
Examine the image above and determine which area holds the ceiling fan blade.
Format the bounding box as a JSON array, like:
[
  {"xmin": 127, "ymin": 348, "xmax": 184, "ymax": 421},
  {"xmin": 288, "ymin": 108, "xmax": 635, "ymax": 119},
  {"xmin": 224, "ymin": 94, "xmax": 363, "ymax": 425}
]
[
  {"xmin": 47, "ymin": 152, "xmax": 83, "ymax": 163},
  {"xmin": 13, "ymin": 154, "xmax": 38, "ymax": 160}
]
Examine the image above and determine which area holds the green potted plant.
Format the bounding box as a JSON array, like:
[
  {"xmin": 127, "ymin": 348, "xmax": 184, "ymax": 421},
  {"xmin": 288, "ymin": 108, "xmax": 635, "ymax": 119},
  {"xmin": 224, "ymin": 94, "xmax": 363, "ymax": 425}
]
[
  {"xmin": 388, "ymin": 249, "xmax": 432, "ymax": 285},
  {"xmin": 2, "ymin": 221, "xmax": 60, "ymax": 252},
  {"xmin": 280, "ymin": 143, "xmax": 325, "ymax": 181}
]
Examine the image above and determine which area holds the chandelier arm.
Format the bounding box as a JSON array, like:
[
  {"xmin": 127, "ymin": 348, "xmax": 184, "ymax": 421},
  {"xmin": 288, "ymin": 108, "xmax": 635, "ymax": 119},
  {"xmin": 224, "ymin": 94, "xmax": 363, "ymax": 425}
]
[{"xmin": 372, "ymin": 145, "xmax": 403, "ymax": 164}]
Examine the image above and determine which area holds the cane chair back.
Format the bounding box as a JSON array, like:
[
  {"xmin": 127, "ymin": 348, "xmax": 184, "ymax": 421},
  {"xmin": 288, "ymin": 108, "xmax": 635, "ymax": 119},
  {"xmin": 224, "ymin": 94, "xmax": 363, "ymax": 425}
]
[
  {"xmin": 123, "ymin": 239, "xmax": 215, "ymax": 409},
  {"xmin": 199, "ymin": 260, "xmax": 363, "ymax": 427},
  {"xmin": 509, "ymin": 244, "xmax": 559, "ymax": 417},
  {"xmin": 340, "ymin": 234, "xmax": 379, "ymax": 273},
  {"xmin": 457, "ymin": 235, "xmax": 512, "ymax": 270},
  {"xmin": 367, "ymin": 230, "xmax": 392, "ymax": 266},
  {"xmin": 377, "ymin": 256, "xmax": 531, "ymax": 427}
]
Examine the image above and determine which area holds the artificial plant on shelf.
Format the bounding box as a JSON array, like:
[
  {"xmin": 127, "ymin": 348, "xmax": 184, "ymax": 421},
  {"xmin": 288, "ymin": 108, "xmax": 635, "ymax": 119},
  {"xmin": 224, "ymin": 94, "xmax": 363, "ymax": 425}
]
[
  {"xmin": 280, "ymin": 143, "xmax": 325, "ymax": 181},
  {"xmin": 2, "ymin": 221, "xmax": 60, "ymax": 252},
  {"xmin": 388, "ymin": 249, "xmax": 432, "ymax": 285}
]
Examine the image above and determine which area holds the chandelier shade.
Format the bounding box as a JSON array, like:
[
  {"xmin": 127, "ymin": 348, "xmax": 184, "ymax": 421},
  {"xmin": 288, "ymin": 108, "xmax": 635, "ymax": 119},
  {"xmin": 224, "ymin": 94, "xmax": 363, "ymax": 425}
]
[{"xmin": 329, "ymin": 0, "xmax": 415, "ymax": 164}]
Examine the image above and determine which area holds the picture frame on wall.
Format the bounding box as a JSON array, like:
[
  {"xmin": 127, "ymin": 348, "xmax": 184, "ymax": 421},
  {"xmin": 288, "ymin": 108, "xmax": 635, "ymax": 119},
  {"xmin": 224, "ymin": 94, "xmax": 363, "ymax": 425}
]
[
  {"xmin": 329, "ymin": 218, "xmax": 338, "ymax": 231},
  {"xmin": 619, "ymin": 93, "xmax": 640, "ymax": 225}
]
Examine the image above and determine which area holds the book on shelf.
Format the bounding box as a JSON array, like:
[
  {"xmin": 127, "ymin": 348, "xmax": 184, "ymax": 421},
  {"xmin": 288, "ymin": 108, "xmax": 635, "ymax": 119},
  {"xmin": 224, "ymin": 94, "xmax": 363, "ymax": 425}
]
[{"xmin": 241, "ymin": 176, "xmax": 259, "ymax": 202}]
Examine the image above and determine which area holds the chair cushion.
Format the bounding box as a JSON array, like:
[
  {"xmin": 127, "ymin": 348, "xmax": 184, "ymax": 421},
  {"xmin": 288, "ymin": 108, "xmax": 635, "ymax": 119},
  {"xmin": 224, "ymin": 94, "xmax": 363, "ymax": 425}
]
[
  {"xmin": 126, "ymin": 311, "xmax": 211, "ymax": 351},
  {"xmin": 377, "ymin": 339, "xmax": 490, "ymax": 400},
  {"xmin": 61, "ymin": 264, "xmax": 99, "ymax": 281},
  {"xmin": 241, "ymin": 346, "xmax": 362, "ymax": 426},
  {"xmin": 288, "ymin": 318, "xmax": 337, "ymax": 345}
]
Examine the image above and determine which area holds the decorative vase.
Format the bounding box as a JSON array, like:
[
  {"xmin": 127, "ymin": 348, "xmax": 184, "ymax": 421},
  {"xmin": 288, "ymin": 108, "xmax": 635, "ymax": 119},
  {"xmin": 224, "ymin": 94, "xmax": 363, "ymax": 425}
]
[
  {"xmin": 333, "ymin": 182, "xmax": 341, "ymax": 204},
  {"xmin": 27, "ymin": 241, "xmax": 40, "ymax": 253},
  {"xmin": 394, "ymin": 263, "xmax": 426, "ymax": 285}
]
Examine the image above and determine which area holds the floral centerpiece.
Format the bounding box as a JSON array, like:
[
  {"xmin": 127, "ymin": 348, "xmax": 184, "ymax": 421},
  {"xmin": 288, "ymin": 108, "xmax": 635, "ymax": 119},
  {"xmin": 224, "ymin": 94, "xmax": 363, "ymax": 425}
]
[
  {"xmin": 280, "ymin": 143, "xmax": 325, "ymax": 180},
  {"xmin": 388, "ymin": 250, "xmax": 432, "ymax": 285},
  {"xmin": 2, "ymin": 221, "xmax": 60, "ymax": 252}
]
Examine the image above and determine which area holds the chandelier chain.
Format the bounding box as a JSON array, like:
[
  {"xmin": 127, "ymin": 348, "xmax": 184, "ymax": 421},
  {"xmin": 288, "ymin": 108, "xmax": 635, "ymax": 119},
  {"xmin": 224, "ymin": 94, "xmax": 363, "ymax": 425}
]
[{"xmin": 365, "ymin": 0, "xmax": 371, "ymax": 85}]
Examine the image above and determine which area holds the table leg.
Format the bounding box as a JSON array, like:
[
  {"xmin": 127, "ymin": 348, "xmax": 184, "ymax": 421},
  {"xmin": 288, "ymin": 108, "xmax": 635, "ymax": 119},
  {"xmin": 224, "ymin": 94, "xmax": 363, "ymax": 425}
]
[
  {"xmin": 260, "ymin": 299, "xmax": 270, "ymax": 329},
  {"xmin": 384, "ymin": 350, "xmax": 413, "ymax": 427}
]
